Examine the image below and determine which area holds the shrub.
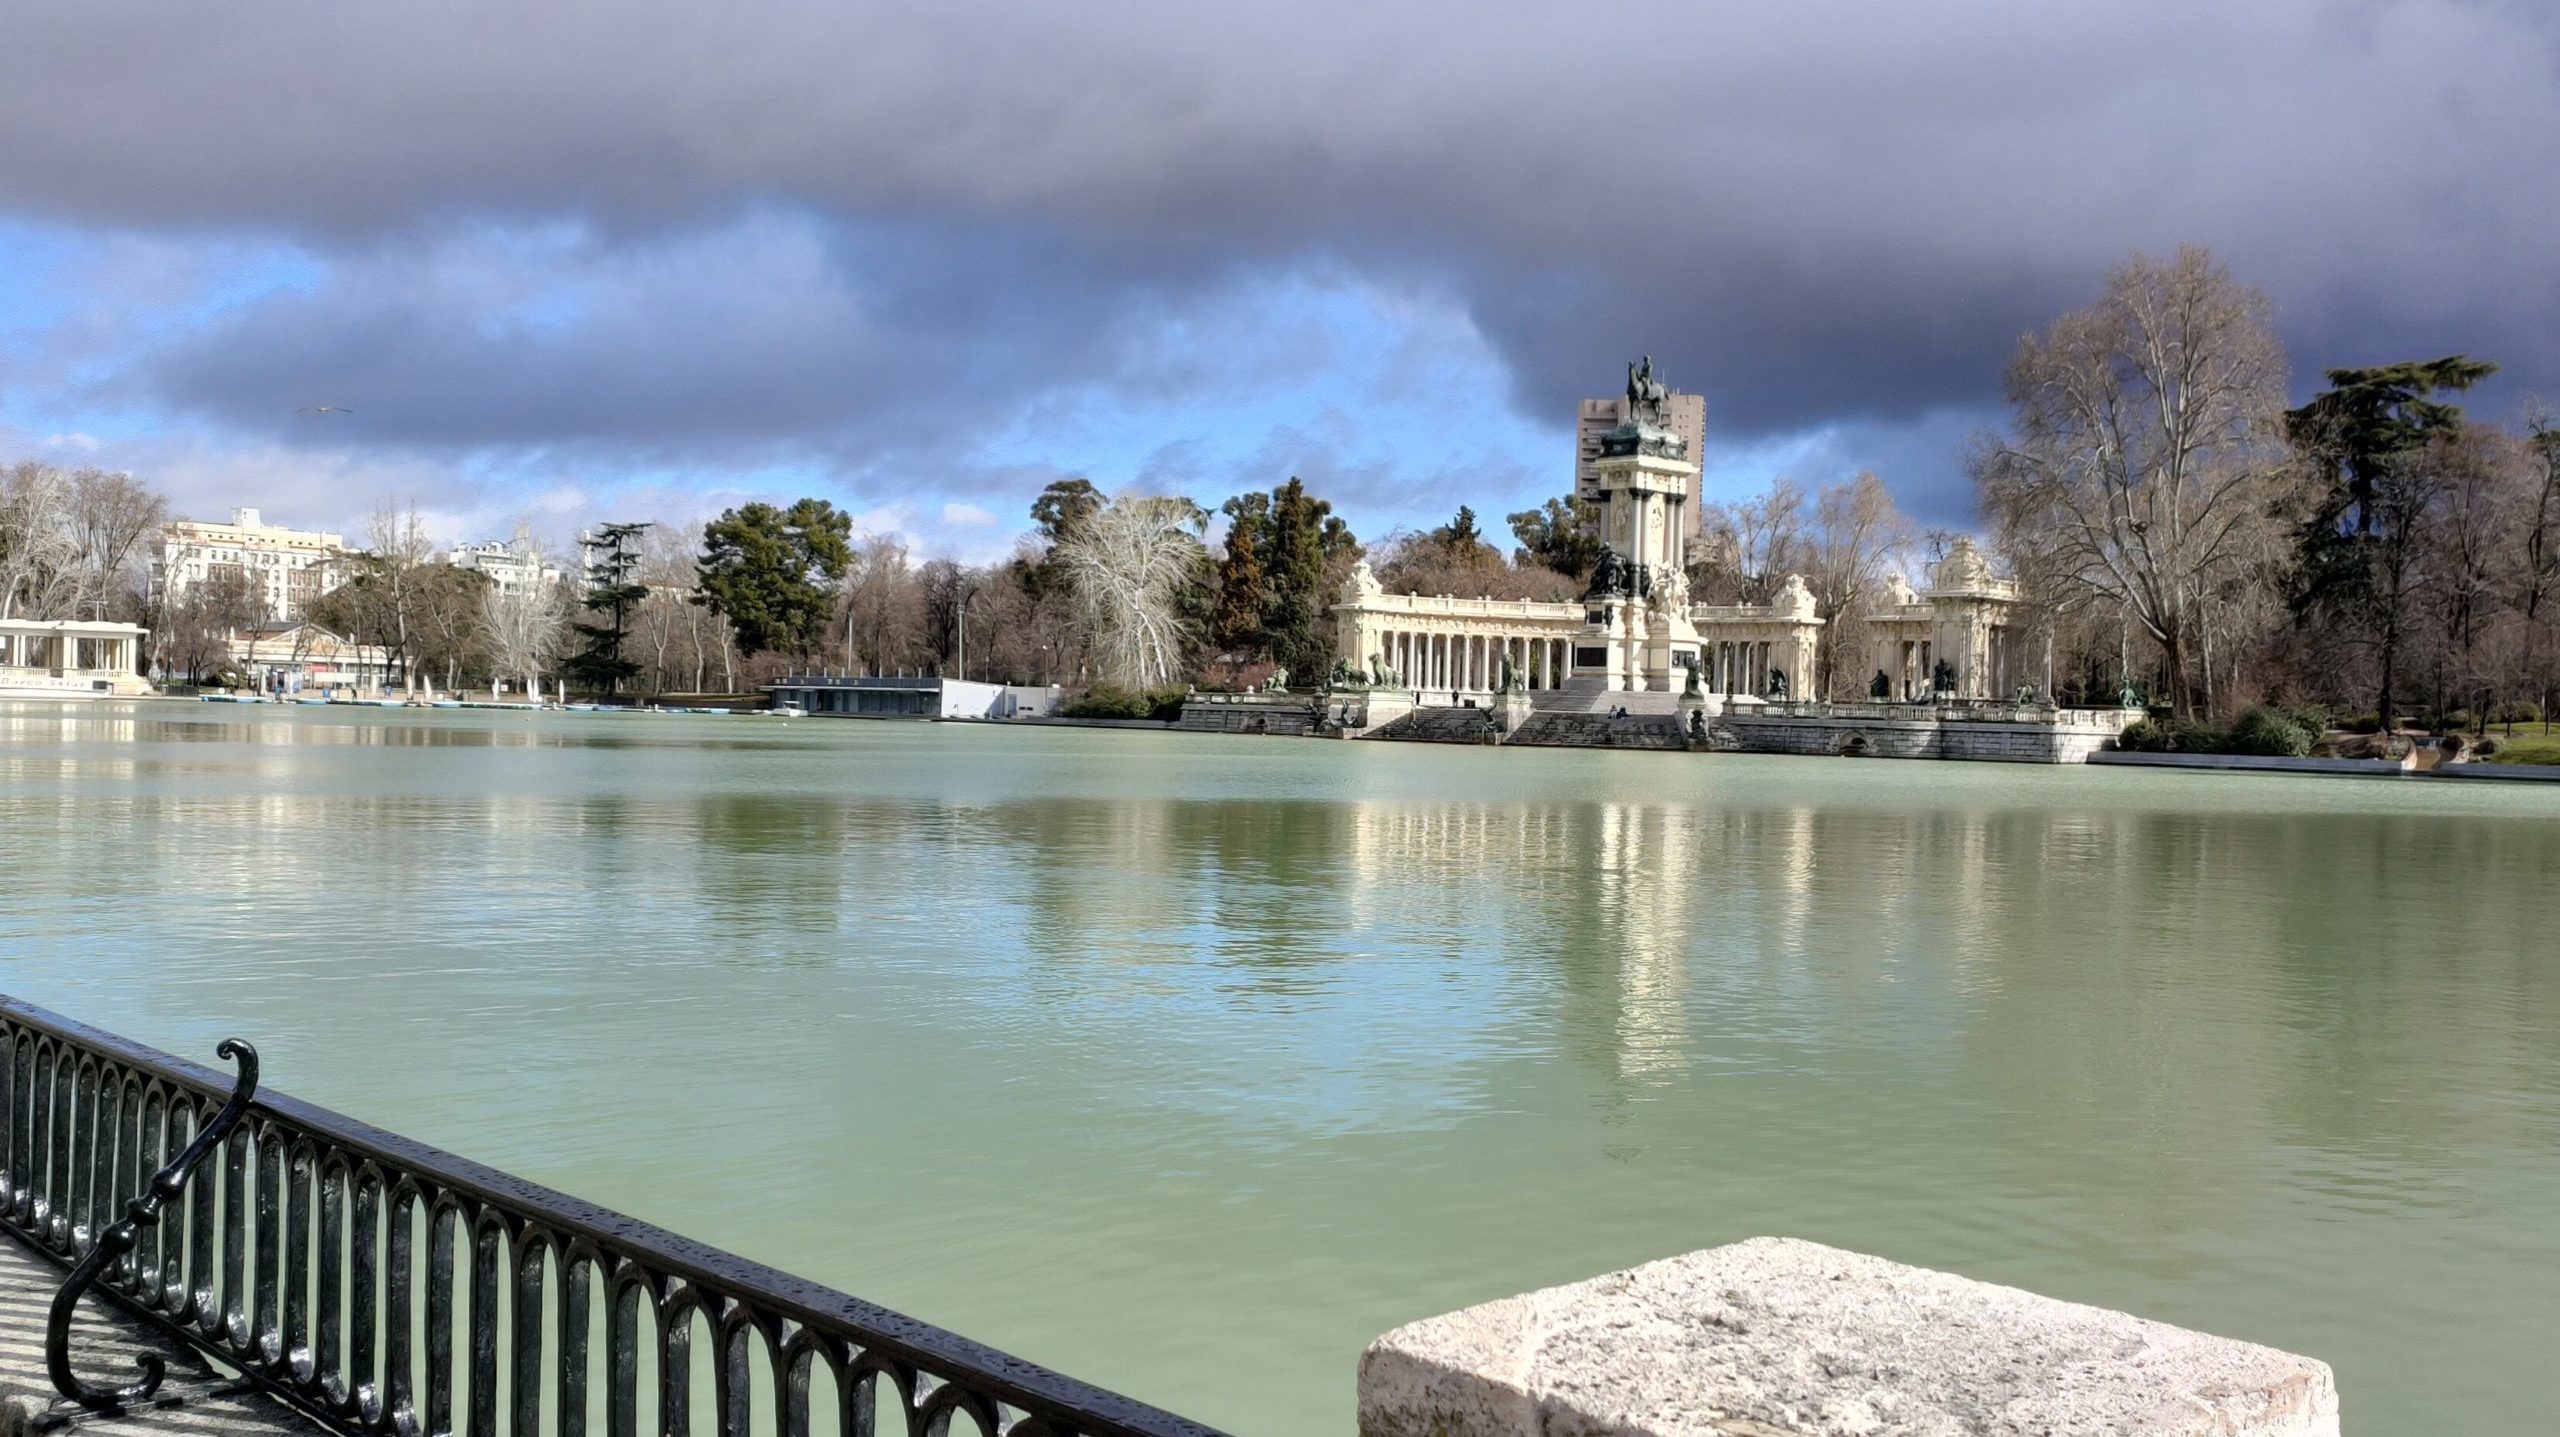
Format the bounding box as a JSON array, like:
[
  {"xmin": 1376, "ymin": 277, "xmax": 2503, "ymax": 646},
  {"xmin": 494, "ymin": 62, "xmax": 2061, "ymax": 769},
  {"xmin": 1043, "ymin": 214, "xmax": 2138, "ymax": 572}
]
[
  {"xmin": 1063, "ymin": 684, "xmax": 1189, "ymax": 721},
  {"xmin": 2496, "ymin": 701, "xmax": 2542, "ymax": 725},
  {"xmin": 2169, "ymin": 719, "xmax": 2230, "ymax": 754},
  {"xmin": 2339, "ymin": 712, "xmax": 2382, "ymax": 734},
  {"xmin": 2229, "ymin": 706, "xmax": 2317, "ymax": 758},
  {"xmin": 2116, "ymin": 718, "xmax": 2172, "ymax": 752}
]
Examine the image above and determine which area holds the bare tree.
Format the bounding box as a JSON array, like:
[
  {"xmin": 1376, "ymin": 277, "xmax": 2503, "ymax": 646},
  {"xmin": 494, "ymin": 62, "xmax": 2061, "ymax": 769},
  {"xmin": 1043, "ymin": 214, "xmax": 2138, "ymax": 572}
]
[
  {"xmin": 364, "ymin": 500, "xmax": 437, "ymax": 695},
  {"xmin": 480, "ymin": 546, "xmax": 568, "ymax": 702},
  {"xmin": 68, "ymin": 469, "xmax": 167, "ymax": 620},
  {"xmin": 0, "ymin": 462, "xmax": 82, "ymax": 621},
  {"xmin": 841, "ymin": 533, "xmax": 926, "ymax": 674},
  {"xmin": 1804, "ymin": 471, "xmax": 1913, "ymax": 696},
  {"xmin": 1055, "ymin": 494, "xmax": 1209, "ymax": 687},
  {"xmin": 1970, "ymin": 247, "xmax": 2296, "ymax": 716}
]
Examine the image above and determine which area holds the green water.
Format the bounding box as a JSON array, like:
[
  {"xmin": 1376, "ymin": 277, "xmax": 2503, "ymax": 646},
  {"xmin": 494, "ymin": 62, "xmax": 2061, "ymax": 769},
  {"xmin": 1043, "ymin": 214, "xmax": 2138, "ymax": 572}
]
[{"xmin": 3, "ymin": 702, "xmax": 2555, "ymax": 1433}]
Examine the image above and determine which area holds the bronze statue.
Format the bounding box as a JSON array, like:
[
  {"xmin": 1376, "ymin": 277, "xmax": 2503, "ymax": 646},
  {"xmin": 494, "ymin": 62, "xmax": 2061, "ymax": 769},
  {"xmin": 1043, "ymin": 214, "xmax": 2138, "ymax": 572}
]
[
  {"xmin": 1870, "ymin": 668, "xmax": 1892, "ymax": 701},
  {"xmin": 1625, "ymin": 355, "xmax": 1672, "ymax": 424}
]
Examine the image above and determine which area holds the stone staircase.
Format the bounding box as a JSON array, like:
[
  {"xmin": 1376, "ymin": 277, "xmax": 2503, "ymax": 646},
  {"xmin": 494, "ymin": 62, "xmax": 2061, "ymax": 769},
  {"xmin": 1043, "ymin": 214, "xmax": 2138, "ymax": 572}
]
[
  {"xmin": 1505, "ymin": 711, "xmax": 1691, "ymax": 750},
  {"xmin": 1364, "ymin": 706, "xmax": 1504, "ymax": 745}
]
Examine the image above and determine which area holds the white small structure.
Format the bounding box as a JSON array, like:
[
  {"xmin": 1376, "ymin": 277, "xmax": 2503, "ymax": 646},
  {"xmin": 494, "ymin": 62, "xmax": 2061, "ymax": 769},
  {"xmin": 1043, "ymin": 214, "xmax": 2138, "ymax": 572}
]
[
  {"xmin": 763, "ymin": 674, "xmax": 1062, "ymax": 719},
  {"xmin": 0, "ymin": 619, "xmax": 150, "ymax": 699},
  {"xmin": 229, "ymin": 623, "xmax": 401, "ymax": 696}
]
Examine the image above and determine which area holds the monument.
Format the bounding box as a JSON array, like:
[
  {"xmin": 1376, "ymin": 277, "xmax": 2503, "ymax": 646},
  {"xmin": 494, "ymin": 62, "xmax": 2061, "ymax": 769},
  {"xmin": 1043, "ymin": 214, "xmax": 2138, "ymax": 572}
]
[{"xmin": 1578, "ymin": 358, "xmax": 1706, "ymax": 694}]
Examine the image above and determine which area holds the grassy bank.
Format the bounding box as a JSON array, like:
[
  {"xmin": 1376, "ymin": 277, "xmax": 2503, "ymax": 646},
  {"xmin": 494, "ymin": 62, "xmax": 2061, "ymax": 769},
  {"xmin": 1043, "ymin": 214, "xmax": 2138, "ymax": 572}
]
[{"xmin": 2481, "ymin": 732, "xmax": 2560, "ymax": 765}]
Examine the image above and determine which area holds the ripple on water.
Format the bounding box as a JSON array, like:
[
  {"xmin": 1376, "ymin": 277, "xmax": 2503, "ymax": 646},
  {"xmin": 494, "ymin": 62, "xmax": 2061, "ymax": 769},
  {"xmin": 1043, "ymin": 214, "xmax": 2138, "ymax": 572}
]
[{"xmin": 0, "ymin": 707, "xmax": 2555, "ymax": 1434}]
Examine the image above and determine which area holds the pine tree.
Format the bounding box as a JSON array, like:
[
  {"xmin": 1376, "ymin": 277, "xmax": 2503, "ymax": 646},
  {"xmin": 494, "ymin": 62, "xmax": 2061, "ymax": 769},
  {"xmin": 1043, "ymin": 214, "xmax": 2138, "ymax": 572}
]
[
  {"xmin": 1214, "ymin": 491, "xmax": 1272, "ymax": 662},
  {"xmin": 566, "ymin": 521, "xmax": 652, "ymax": 696},
  {"xmin": 2286, "ymin": 357, "xmax": 2497, "ymax": 731}
]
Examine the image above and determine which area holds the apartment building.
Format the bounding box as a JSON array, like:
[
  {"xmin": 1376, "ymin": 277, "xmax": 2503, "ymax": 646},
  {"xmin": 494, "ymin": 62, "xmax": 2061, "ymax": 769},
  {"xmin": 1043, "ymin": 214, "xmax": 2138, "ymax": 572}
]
[{"xmin": 152, "ymin": 508, "xmax": 349, "ymax": 623}]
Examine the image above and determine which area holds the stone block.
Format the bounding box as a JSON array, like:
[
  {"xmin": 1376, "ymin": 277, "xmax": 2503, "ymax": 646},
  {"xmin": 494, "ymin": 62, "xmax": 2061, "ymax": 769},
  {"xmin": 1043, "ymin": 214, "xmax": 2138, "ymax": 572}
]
[{"xmin": 1358, "ymin": 1237, "xmax": 2337, "ymax": 1437}]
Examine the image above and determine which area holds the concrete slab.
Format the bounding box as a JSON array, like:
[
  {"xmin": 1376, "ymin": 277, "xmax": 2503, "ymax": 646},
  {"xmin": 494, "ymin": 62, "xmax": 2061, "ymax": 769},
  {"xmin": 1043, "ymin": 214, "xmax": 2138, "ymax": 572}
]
[{"xmin": 1359, "ymin": 1237, "xmax": 2337, "ymax": 1437}]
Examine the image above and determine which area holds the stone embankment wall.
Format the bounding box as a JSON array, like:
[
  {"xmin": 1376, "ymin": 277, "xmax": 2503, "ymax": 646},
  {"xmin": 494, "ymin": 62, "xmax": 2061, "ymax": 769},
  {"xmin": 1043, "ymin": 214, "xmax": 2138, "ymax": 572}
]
[
  {"xmin": 1721, "ymin": 703, "xmax": 2132, "ymax": 764},
  {"xmin": 1175, "ymin": 697, "xmax": 1321, "ymax": 736}
]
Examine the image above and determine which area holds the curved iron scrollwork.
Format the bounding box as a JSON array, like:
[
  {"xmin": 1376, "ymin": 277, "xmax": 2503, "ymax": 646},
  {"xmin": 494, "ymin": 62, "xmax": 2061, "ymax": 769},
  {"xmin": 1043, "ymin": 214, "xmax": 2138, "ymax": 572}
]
[{"xmin": 45, "ymin": 1038, "xmax": 258, "ymax": 1412}]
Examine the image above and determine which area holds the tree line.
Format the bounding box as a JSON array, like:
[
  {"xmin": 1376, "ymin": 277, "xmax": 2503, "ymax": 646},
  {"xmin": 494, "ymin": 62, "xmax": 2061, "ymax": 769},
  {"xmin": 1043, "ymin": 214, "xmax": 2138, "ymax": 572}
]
[
  {"xmin": 10, "ymin": 243, "xmax": 2549, "ymax": 724},
  {"xmin": 1975, "ymin": 246, "xmax": 2559, "ymax": 732}
]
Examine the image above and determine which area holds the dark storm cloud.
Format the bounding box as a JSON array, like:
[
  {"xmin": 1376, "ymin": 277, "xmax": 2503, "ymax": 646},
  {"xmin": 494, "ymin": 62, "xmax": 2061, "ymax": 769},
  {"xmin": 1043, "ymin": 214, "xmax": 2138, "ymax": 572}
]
[
  {"xmin": 6, "ymin": 0, "xmax": 2556, "ymax": 460},
  {"xmin": 127, "ymin": 215, "xmax": 1228, "ymax": 470}
]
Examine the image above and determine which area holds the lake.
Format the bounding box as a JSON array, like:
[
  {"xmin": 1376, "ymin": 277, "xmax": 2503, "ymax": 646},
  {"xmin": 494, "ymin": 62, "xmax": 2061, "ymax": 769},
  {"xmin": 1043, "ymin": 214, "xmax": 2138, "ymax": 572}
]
[{"xmin": 2, "ymin": 702, "xmax": 2555, "ymax": 1433}]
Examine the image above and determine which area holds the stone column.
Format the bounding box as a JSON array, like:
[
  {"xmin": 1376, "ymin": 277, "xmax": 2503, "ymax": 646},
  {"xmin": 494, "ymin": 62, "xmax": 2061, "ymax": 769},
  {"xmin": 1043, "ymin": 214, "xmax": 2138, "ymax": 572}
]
[{"xmin": 1358, "ymin": 1238, "xmax": 2339, "ymax": 1437}]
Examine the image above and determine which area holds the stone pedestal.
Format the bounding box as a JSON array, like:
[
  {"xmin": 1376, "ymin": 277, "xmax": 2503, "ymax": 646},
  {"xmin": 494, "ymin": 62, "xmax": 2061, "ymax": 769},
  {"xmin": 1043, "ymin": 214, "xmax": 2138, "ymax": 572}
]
[
  {"xmin": 1358, "ymin": 1237, "xmax": 2337, "ymax": 1437},
  {"xmin": 1492, "ymin": 687, "xmax": 1534, "ymax": 735}
]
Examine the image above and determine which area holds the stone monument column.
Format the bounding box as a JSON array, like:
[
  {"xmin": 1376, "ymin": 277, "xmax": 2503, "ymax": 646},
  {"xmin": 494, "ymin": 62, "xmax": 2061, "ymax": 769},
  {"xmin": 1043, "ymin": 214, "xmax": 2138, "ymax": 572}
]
[{"xmin": 1579, "ymin": 359, "xmax": 1704, "ymax": 695}]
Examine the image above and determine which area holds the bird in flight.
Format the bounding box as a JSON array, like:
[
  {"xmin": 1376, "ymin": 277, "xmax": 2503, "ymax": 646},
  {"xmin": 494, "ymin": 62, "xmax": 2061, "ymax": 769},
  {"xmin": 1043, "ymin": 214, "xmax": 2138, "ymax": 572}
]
[{"xmin": 296, "ymin": 405, "xmax": 356, "ymax": 415}]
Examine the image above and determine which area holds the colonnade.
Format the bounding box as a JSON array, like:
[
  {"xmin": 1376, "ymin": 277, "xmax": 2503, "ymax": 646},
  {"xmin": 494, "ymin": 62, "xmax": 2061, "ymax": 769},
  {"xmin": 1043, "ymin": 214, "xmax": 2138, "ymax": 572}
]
[
  {"xmin": 0, "ymin": 629, "xmax": 141, "ymax": 674},
  {"xmin": 1373, "ymin": 629, "xmax": 1574, "ymax": 694},
  {"xmin": 1699, "ymin": 638, "xmax": 1779, "ymax": 697}
]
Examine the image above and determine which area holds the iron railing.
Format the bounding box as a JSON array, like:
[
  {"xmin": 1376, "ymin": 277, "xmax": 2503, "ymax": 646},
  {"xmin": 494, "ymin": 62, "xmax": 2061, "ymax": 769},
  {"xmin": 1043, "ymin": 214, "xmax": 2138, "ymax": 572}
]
[{"xmin": 0, "ymin": 996, "xmax": 1231, "ymax": 1437}]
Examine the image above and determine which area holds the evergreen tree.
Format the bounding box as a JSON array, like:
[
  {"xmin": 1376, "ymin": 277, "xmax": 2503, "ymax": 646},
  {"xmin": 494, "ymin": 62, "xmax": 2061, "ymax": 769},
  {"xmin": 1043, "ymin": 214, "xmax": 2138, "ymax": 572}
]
[
  {"xmin": 1429, "ymin": 505, "xmax": 1484, "ymax": 551},
  {"xmin": 1213, "ymin": 490, "xmax": 1272, "ymax": 659},
  {"xmin": 1507, "ymin": 497, "xmax": 1606, "ymax": 580},
  {"xmin": 1262, "ymin": 476, "xmax": 1357, "ymax": 680},
  {"xmin": 2286, "ymin": 357, "xmax": 2497, "ymax": 731},
  {"xmin": 565, "ymin": 520, "xmax": 651, "ymax": 695},
  {"xmin": 1023, "ymin": 477, "xmax": 1103, "ymax": 600},
  {"xmin": 696, "ymin": 499, "xmax": 855, "ymax": 659}
]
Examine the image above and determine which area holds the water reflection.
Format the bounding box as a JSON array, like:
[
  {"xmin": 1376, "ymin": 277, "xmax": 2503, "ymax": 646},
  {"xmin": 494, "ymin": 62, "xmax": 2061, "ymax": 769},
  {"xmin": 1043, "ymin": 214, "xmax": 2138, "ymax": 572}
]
[{"xmin": 0, "ymin": 712, "xmax": 2553, "ymax": 1434}]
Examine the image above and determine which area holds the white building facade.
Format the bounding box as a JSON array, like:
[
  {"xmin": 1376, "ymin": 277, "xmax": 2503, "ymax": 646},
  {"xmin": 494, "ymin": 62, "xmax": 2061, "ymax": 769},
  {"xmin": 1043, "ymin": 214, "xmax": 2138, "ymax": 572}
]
[
  {"xmin": 446, "ymin": 540, "xmax": 563, "ymax": 595},
  {"xmin": 152, "ymin": 508, "xmax": 349, "ymax": 623}
]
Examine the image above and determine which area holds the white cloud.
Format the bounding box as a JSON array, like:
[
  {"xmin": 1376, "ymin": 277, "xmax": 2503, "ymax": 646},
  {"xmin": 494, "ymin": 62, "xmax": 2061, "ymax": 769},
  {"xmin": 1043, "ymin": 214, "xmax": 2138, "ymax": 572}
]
[{"xmin": 939, "ymin": 501, "xmax": 996, "ymax": 528}]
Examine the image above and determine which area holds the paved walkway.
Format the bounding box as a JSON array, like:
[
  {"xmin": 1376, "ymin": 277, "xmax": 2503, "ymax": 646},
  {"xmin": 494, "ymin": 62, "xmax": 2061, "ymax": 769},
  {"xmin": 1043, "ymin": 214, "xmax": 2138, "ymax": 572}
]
[{"xmin": 0, "ymin": 1234, "xmax": 317, "ymax": 1437}]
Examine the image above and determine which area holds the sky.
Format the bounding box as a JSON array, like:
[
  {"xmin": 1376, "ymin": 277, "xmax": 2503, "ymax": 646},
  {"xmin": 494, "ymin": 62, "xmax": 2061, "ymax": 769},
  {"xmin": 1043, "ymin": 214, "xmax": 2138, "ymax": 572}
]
[{"xmin": 3, "ymin": 1, "xmax": 2555, "ymax": 561}]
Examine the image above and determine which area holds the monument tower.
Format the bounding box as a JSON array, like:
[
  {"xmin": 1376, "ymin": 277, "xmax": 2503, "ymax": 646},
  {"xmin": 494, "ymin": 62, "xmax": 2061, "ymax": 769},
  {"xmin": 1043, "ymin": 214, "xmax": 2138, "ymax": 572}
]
[{"xmin": 1579, "ymin": 357, "xmax": 1704, "ymax": 691}]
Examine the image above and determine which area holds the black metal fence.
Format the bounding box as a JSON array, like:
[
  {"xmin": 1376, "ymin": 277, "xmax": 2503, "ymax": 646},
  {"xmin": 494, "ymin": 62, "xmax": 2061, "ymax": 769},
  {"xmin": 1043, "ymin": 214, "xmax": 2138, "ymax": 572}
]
[{"xmin": 0, "ymin": 996, "xmax": 1231, "ymax": 1437}]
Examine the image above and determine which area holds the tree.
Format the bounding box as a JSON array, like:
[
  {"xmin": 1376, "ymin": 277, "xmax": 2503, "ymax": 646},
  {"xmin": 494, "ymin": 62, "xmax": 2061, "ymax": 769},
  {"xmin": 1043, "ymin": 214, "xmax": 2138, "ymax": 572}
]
[
  {"xmin": 1024, "ymin": 477, "xmax": 1104, "ymax": 600},
  {"xmin": 695, "ymin": 499, "xmax": 854, "ymax": 660},
  {"xmin": 1507, "ymin": 496, "xmax": 1605, "ymax": 581},
  {"xmin": 412, "ymin": 564, "xmax": 492, "ymax": 695},
  {"xmin": 1055, "ymin": 493, "xmax": 1209, "ymax": 686},
  {"xmin": 842, "ymin": 533, "xmax": 925, "ymax": 674},
  {"xmin": 1213, "ymin": 490, "xmax": 1272, "ymax": 663},
  {"xmin": 1262, "ymin": 477, "xmax": 1358, "ymax": 680},
  {"xmin": 159, "ymin": 567, "xmax": 259, "ymax": 685},
  {"xmin": 482, "ymin": 558, "xmax": 568, "ymax": 701},
  {"xmin": 0, "ymin": 462, "xmax": 81, "ymax": 622},
  {"xmin": 361, "ymin": 500, "xmax": 437, "ymax": 696},
  {"xmin": 1429, "ymin": 505, "xmax": 1484, "ymax": 551},
  {"xmin": 1970, "ymin": 247, "xmax": 2295, "ymax": 716},
  {"xmin": 1804, "ymin": 472, "xmax": 1913, "ymax": 697},
  {"xmin": 2516, "ymin": 409, "xmax": 2560, "ymax": 722},
  {"xmin": 2284, "ymin": 356, "xmax": 2496, "ymax": 730},
  {"xmin": 67, "ymin": 469, "xmax": 166, "ymax": 620},
  {"xmin": 1698, "ymin": 480, "xmax": 1808, "ymax": 603},
  {"xmin": 565, "ymin": 521, "xmax": 651, "ymax": 695}
]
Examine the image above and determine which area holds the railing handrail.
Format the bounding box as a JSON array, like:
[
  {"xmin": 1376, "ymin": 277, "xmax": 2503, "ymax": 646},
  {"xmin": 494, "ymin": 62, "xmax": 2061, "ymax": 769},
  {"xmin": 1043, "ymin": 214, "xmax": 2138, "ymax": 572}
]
[{"xmin": 1, "ymin": 993, "xmax": 1232, "ymax": 1437}]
